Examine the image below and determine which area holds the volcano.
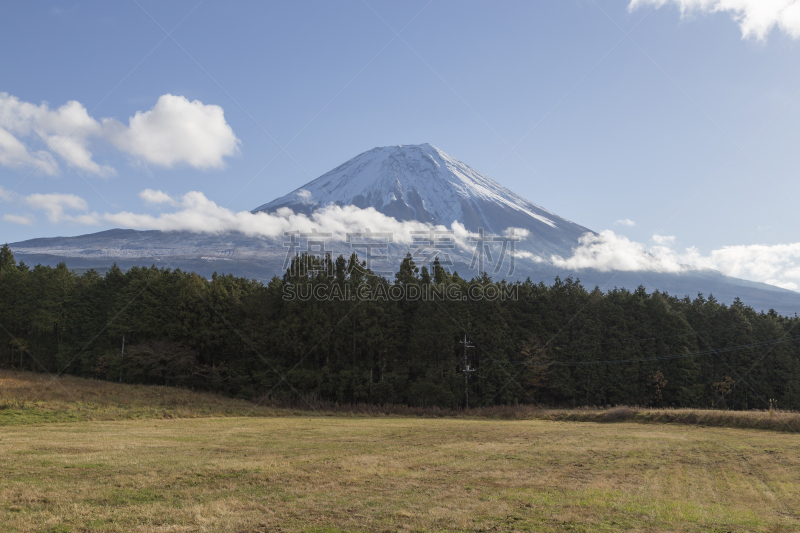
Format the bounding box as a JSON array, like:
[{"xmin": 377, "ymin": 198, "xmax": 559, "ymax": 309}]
[{"xmin": 253, "ymin": 143, "xmax": 591, "ymax": 257}]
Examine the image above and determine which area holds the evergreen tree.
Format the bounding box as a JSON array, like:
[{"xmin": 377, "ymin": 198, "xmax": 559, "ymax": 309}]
[{"xmin": 0, "ymin": 244, "xmax": 16, "ymax": 270}]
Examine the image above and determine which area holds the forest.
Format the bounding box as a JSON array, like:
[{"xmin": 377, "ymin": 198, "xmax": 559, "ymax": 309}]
[{"xmin": 1, "ymin": 243, "xmax": 799, "ymax": 411}]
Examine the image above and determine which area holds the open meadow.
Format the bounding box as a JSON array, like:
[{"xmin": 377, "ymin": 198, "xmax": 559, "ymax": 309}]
[{"xmin": 2, "ymin": 370, "xmax": 800, "ymax": 532}]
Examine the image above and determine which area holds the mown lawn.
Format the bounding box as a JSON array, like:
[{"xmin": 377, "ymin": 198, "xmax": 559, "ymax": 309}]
[{"xmin": 2, "ymin": 415, "xmax": 799, "ymax": 532}]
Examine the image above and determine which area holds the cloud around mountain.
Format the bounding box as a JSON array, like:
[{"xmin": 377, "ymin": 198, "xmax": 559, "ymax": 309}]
[
  {"xmin": 5, "ymin": 188, "xmax": 800, "ymax": 292},
  {"xmin": 6, "ymin": 188, "xmax": 486, "ymax": 249},
  {"xmin": 553, "ymin": 230, "xmax": 800, "ymax": 291},
  {"xmin": 0, "ymin": 93, "xmax": 239, "ymax": 177},
  {"xmin": 630, "ymin": 0, "xmax": 800, "ymax": 41}
]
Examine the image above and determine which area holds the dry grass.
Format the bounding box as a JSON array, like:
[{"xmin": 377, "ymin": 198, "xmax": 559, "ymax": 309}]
[
  {"xmin": 270, "ymin": 401, "xmax": 800, "ymax": 433},
  {"xmin": 2, "ymin": 370, "xmax": 800, "ymax": 531},
  {"xmin": 2, "ymin": 416, "xmax": 800, "ymax": 532},
  {"xmin": 0, "ymin": 369, "xmax": 289, "ymax": 424}
]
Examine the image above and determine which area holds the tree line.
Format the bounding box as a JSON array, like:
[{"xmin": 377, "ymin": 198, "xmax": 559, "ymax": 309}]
[{"xmin": 1, "ymin": 243, "xmax": 799, "ymax": 410}]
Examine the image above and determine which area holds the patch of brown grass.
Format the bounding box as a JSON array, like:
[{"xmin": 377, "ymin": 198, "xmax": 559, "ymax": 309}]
[
  {"xmin": 2, "ymin": 370, "xmax": 800, "ymax": 531},
  {"xmin": 1, "ymin": 416, "xmax": 800, "ymax": 532},
  {"xmin": 0, "ymin": 369, "xmax": 288, "ymax": 424}
]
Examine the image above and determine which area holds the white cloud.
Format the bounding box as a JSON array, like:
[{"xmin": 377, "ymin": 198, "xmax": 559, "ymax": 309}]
[
  {"xmin": 2, "ymin": 214, "xmax": 34, "ymax": 225},
  {"xmin": 680, "ymin": 242, "xmax": 800, "ymax": 282},
  {"xmin": 15, "ymin": 188, "xmax": 800, "ymax": 292},
  {"xmin": 652, "ymin": 234, "xmax": 676, "ymax": 244},
  {"xmin": 12, "ymin": 189, "xmax": 493, "ymax": 247},
  {"xmin": 766, "ymin": 279, "xmax": 799, "ymax": 291},
  {"xmin": 503, "ymin": 227, "xmax": 530, "ymax": 239},
  {"xmin": 296, "ymin": 189, "xmax": 314, "ymax": 204},
  {"xmin": 550, "ymin": 230, "xmax": 684, "ymax": 273},
  {"xmin": 551, "ymin": 230, "xmax": 800, "ymax": 291},
  {"xmin": 616, "ymin": 218, "xmax": 636, "ymax": 227},
  {"xmin": 0, "ymin": 93, "xmax": 113, "ymax": 176},
  {"xmin": 0, "ymin": 93, "xmax": 239, "ymax": 176},
  {"xmin": 515, "ymin": 250, "xmax": 544, "ymax": 262},
  {"xmin": 630, "ymin": 0, "xmax": 800, "ymax": 40},
  {"xmin": 784, "ymin": 266, "xmax": 800, "ymax": 279},
  {"xmin": 103, "ymin": 94, "xmax": 240, "ymax": 169},
  {"xmin": 0, "ymin": 127, "xmax": 59, "ymax": 176},
  {"xmin": 103, "ymin": 191, "xmax": 472, "ymax": 246},
  {"xmin": 22, "ymin": 189, "xmax": 512, "ymax": 252},
  {"xmin": 140, "ymin": 189, "xmax": 178, "ymax": 205},
  {"xmin": 25, "ymin": 193, "xmax": 95, "ymax": 223}
]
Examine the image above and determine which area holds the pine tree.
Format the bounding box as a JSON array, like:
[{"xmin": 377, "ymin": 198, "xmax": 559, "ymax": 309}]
[{"xmin": 0, "ymin": 244, "xmax": 16, "ymax": 270}]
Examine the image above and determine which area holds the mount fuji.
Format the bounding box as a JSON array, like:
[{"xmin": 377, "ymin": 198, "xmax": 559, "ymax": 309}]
[
  {"xmin": 8, "ymin": 143, "xmax": 800, "ymax": 314},
  {"xmin": 253, "ymin": 143, "xmax": 589, "ymax": 258}
]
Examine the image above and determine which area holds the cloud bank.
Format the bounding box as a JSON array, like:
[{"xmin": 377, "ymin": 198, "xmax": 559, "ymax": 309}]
[
  {"xmin": 101, "ymin": 190, "xmax": 482, "ymax": 248},
  {"xmin": 6, "ymin": 190, "xmax": 800, "ymax": 291},
  {"xmin": 0, "ymin": 93, "xmax": 239, "ymax": 177},
  {"xmin": 551, "ymin": 229, "xmax": 800, "ymax": 291},
  {"xmin": 8, "ymin": 189, "xmax": 483, "ymax": 248},
  {"xmin": 629, "ymin": 0, "xmax": 800, "ymax": 40},
  {"xmin": 551, "ymin": 230, "xmax": 683, "ymax": 273}
]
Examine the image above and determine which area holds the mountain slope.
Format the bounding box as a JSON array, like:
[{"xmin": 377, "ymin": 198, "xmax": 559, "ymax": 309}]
[{"xmin": 254, "ymin": 143, "xmax": 591, "ymax": 257}]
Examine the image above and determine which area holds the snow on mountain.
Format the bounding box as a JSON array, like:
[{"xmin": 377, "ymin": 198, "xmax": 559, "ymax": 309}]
[{"xmin": 253, "ymin": 143, "xmax": 592, "ymax": 257}]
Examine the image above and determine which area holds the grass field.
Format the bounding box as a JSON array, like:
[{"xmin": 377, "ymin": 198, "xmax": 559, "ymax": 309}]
[{"xmin": 2, "ymin": 371, "xmax": 800, "ymax": 532}]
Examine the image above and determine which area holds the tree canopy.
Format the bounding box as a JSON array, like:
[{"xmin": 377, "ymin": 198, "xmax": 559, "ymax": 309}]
[{"xmin": 1, "ymin": 246, "xmax": 799, "ymax": 410}]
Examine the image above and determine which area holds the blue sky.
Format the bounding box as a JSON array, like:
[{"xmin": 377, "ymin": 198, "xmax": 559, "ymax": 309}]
[{"xmin": 2, "ymin": 0, "xmax": 800, "ymax": 288}]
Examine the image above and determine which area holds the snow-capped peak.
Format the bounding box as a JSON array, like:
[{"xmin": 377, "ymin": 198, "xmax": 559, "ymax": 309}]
[{"xmin": 253, "ymin": 143, "xmax": 592, "ymax": 256}]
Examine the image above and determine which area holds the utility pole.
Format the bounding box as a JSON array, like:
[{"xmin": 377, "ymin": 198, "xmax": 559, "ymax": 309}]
[
  {"xmin": 460, "ymin": 334, "xmax": 475, "ymax": 409},
  {"xmin": 119, "ymin": 335, "xmax": 125, "ymax": 383}
]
